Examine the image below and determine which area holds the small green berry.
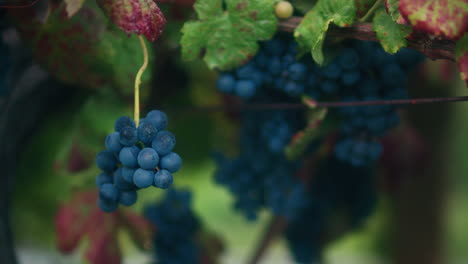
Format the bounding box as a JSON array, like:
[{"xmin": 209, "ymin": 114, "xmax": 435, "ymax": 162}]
[{"xmin": 275, "ymin": 1, "xmax": 294, "ymax": 19}]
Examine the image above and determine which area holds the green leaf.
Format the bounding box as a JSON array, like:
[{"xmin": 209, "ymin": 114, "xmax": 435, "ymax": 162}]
[
  {"xmin": 455, "ymin": 34, "xmax": 468, "ymax": 59},
  {"xmin": 180, "ymin": 0, "xmax": 278, "ymax": 70},
  {"xmin": 384, "ymin": 0, "xmax": 404, "ymax": 23},
  {"xmin": 373, "ymin": 9, "xmax": 412, "ymax": 54},
  {"xmin": 294, "ymin": 0, "xmax": 356, "ymax": 65},
  {"xmin": 399, "ymin": 0, "xmax": 468, "ymax": 40},
  {"xmin": 285, "ymin": 104, "xmax": 327, "ymax": 161}
]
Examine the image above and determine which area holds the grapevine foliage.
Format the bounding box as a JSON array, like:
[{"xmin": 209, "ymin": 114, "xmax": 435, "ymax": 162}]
[{"xmin": 181, "ymin": 0, "xmax": 278, "ymax": 70}]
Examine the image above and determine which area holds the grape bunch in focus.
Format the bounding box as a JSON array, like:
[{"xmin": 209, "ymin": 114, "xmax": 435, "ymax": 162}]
[{"xmin": 95, "ymin": 110, "xmax": 182, "ymax": 212}]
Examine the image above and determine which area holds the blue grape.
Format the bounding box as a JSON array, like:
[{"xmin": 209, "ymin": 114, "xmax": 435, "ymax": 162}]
[
  {"xmin": 322, "ymin": 62, "xmax": 342, "ymax": 79},
  {"xmin": 288, "ymin": 63, "xmax": 307, "ymax": 81},
  {"xmin": 283, "ymin": 81, "xmax": 305, "ymax": 97},
  {"xmin": 341, "ymin": 70, "xmax": 361, "ymax": 86},
  {"xmin": 114, "ymin": 116, "xmax": 135, "ymax": 132},
  {"xmin": 264, "ymin": 38, "xmax": 286, "ymax": 55},
  {"xmin": 99, "ymin": 183, "xmax": 120, "ymax": 203},
  {"xmin": 381, "ymin": 63, "xmax": 404, "ymax": 87},
  {"xmin": 114, "ymin": 168, "xmax": 137, "ymax": 191},
  {"xmin": 320, "ymin": 80, "xmax": 338, "ymax": 94},
  {"xmin": 137, "ymin": 121, "xmax": 158, "ymax": 146},
  {"xmin": 119, "ymin": 126, "xmax": 137, "ymax": 146},
  {"xmin": 338, "ymin": 48, "xmax": 360, "ymax": 69},
  {"xmin": 217, "ymin": 73, "xmax": 236, "ymax": 93},
  {"xmin": 235, "ymin": 80, "xmax": 256, "ymax": 99},
  {"xmin": 133, "ymin": 168, "xmax": 154, "ymax": 188},
  {"xmin": 96, "ymin": 172, "xmax": 113, "ymax": 187},
  {"xmin": 154, "ymin": 169, "xmax": 173, "ymax": 189},
  {"xmin": 119, "ymin": 191, "xmax": 137, "ymax": 206},
  {"xmin": 96, "ymin": 150, "xmax": 118, "ymax": 172},
  {"xmin": 98, "ymin": 198, "xmax": 118, "ymax": 213},
  {"xmin": 160, "ymin": 152, "xmax": 182, "ymax": 173},
  {"xmin": 119, "ymin": 146, "xmax": 140, "ymax": 168},
  {"xmin": 137, "ymin": 148, "xmax": 159, "ymax": 170},
  {"xmin": 105, "ymin": 132, "xmax": 123, "ymax": 153},
  {"xmin": 145, "ymin": 110, "xmax": 168, "ymax": 130},
  {"xmin": 121, "ymin": 167, "xmax": 136, "ymax": 183},
  {"xmin": 152, "ymin": 130, "xmax": 176, "ymax": 156}
]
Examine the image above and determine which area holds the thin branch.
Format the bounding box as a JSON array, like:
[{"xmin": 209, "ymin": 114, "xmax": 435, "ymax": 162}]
[
  {"xmin": 166, "ymin": 95, "xmax": 468, "ymax": 113},
  {"xmin": 279, "ymin": 17, "xmax": 456, "ymax": 61},
  {"xmin": 247, "ymin": 216, "xmax": 288, "ymax": 264}
]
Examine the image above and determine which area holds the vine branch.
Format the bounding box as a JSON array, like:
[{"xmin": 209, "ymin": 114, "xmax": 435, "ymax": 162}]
[
  {"xmin": 247, "ymin": 216, "xmax": 288, "ymax": 264},
  {"xmin": 167, "ymin": 95, "xmax": 468, "ymax": 113},
  {"xmin": 279, "ymin": 16, "xmax": 456, "ymax": 61}
]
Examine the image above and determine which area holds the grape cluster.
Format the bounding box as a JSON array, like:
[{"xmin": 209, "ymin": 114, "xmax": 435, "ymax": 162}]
[
  {"xmin": 95, "ymin": 110, "xmax": 182, "ymax": 212},
  {"xmin": 144, "ymin": 189, "xmax": 200, "ymax": 264},
  {"xmin": 216, "ymin": 35, "xmax": 423, "ymax": 167},
  {"xmin": 213, "ymin": 108, "xmax": 309, "ymax": 221}
]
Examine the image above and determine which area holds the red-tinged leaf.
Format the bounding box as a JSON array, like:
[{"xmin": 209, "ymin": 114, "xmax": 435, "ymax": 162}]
[
  {"xmin": 55, "ymin": 192, "xmax": 98, "ymax": 253},
  {"xmin": 399, "ymin": 0, "xmax": 468, "ymax": 40},
  {"xmin": 118, "ymin": 209, "xmax": 154, "ymax": 250},
  {"xmin": 85, "ymin": 210, "xmax": 121, "ymax": 264},
  {"xmin": 97, "ymin": 0, "xmax": 167, "ymax": 41},
  {"xmin": 459, "ymin": 53, "xmax": 468, "ymax": 86}
]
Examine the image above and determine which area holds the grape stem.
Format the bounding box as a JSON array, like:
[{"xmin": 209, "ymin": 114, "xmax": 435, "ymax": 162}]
[
  {"xmin": 134, "ymin": 35, "xmax": 149, "ymax": 127},
  {"xmin": 166, "ymin": 95, "xmax": 468, "ymax": 113},
  {"xmin": 359, "ymin": 0, "xmax": 382, "ymax": 22},
  {"xmin": 247, "ymin": 216, "xmax": 288, "ymax": 264},
  {"xmin": 279, "ymin": 17, "xmax": 456, "ymax": 61}
]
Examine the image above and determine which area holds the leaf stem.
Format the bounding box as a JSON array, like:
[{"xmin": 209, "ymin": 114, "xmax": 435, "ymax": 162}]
[
  {"xmin": 134, "ymin": 35, "xmax": 149, "ymax": 127},
  {"xmin": 359, "ymin": 0, "xmax": 382, "ymax": 22}
]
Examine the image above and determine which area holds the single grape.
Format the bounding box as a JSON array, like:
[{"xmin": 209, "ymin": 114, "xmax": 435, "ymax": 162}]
[
  {"xmin": 145, "ymin": 110, "xmax": 168, "ymax": 131},
  {"xmin": 121, "ymin": 167, "xmax": 136, "ymax": 183},
  {"xmin": 160, "ymin": 152, "xmax": 182, "ymax": 173},
  {"xmin": 96, "ymin": 150, "xmax": 118, "ymax": 172},
  {"xmin": 235, "ymin": 80, "xmax": 256, "ymax": 99},
  {"xmin": 114, "ymin": 168, "xmax": 137, "ymax": 191},
  {"xmin": 341, "ymin": 70, "xmax": 361, "ymax": 86},
  {"xmin": 114, "ymin": 116, "xmax": 135, "ymax": 132},
  {"xmin": 119, "ymin": 146, "xmax": 140, "ymax": 168},
  {"xmin": 322, "ymin": 62, "xmax": 342, "ymax": 79},
  {"xmin": 119, "ymin": 126, "xmax": 138, "ymax": 146},
  {"xmin": 105, "ymin": 132, "xmax": 123, "ymax": 153},
  {"xmin": 275, "ymin": 1, "xmax": 294, "ymax": 19},
  {"xmin": 137, "ymin": 121, "xmax": 158, "ymax": 146},
  {"xmin": 99, "ymin": 183, "xmax": 120, "ymax": 203},
  {"xmin": 152, "ymin": 131, "xmax": 176, "ymax": 156},
  {"xmin": 217, "ymin": 73, "xmax": 236, "ymax": 93},
  {"xmin": 119, "ymin": 191, "xmax": 138, "ymax": 206},
  {"xmin": 137, "ymin": 148, "xmax": 160, "ymax": 170},
  {"xmin": 96, "ymin": 172, "xmax": 113, "ymax": 187},
  {"xmin": 98, "ymin": 198, "xmax": 118, "ymax": 213},
  {"xmin": 154, "ymin": 169, "xmax": 174, "ymax": 189},
  {"xmin": 133, "ymin": 168, "xmax": 155, "ymax": 188},
  {"xmin": 288, "ymin": 63, "xmax": 307, "ymax": 81},
  {"xmin": 338, "ymin": 48, "xmax": 360, "ymax": 69}
]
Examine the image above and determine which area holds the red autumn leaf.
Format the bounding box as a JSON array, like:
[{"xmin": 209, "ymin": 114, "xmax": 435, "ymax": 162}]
[
  {"xmin": 458, "ymin": 52, "xmax": 468, "ymax": 86},
  {"xmin": 55, "ymin": 190, "xmax": 154, "ymax": 264},
  {"xmin": 399, "ymin": 0, "xmax": 468, "ymax": 40},
  {"xmin": 55, "ymin": 191, "xmax": 96, "ymax": 253},
  {"xmin": 97, "ymin": 0, "xmax": 167, "ymax": 41}
]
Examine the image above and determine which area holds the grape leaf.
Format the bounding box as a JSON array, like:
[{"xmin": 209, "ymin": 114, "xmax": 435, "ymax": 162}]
[
  {"xmin": 9, "ymin": 1, "xmax": 152, "ymax": 93},
  {"xmin": 373, "ymin": 9, "xmax": 412, "ymax": 53},
  {"xmin": 294, "ymin": 0, "xmax": 356, "ymax": 65},
  {"xmin": 384, "ymin": 0, "xmax": 406, "ymax": 24},
  {"xmin": 285, "ymin": 98, "xmax": 328, "ymax": 161},
  {"xmin": 356, "ymin": 0, "xmax": 377, "ymax": 18},
  {"xmin": 456, "ymin": 34, "xmax": 468, "ymax": 86},
  {"xmin": 180, "ymin": 0, "xmax": 278, "ymax": 70},
  {"xmin": 55, "ymin": 190, "xmax": 154, "ymax": 264},
  {"xmin": 64, "ymin": 0, "xmax": 86, "ymax": 17},
  {"xmin": 399, "ymin": 0, "xmax": 468, "ymax": 40},
  {"xmin": 96, "ymin": 0, "xmax": 167, "ymax": 41}
]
